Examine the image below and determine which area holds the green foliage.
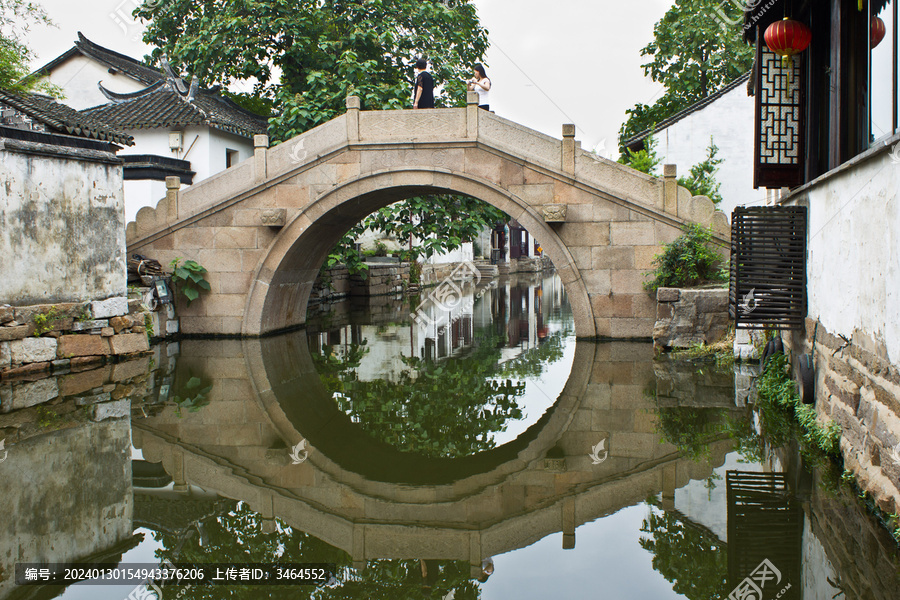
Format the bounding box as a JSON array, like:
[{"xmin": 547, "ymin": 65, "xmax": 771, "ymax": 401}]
[
  {"xmin": 36, "ymin": 406, "xmax": 61, "ymax": 429},
  {"xmin": 644, "ymin": 224, "xmax": 726, "ymax": 292},
  {"xmin": 640, "ymin": 504, "xmax": 730, "ymax": 600},
  {"xmin": 135, "ymin": 0, "xmax": 488, "ymax": 140},
  {"xmin": 169, "ymin": 258, "xmax": 211, "ymax": 305},
  {"xmin": 326, "ymin": 196, "xmax": 507, "ymax": 277},
  {"xmin": 32, "ymin": 306, "xmax": 59, "ymax": 335},
  {"xmin": 618, "ymin": 135, "xmax": 661, "ymax": 175},
  {"xmin": 0, "ymin": 0, "xmax": 61, "ymax": 94},
  {"xmin": 756, "ymin": 353, "xmax": 842, "ymax": 456},
  {"xmin": 171, "ymin": 371, "xmax": 213, "ymax": 418},
  {"xmin": 677, "ymin": 137, "xmax": 724, "ymax": 204},
  {"xmin": 315, "ymin": 328, "xmax": 569, "ymax": 458},
  {"xmin": 144, "ymin": 312, "xmax": 154, "ymax": 342},
  {"xmin": 617, "ymin": 0, "xmax": 753, "ymax": 154}
]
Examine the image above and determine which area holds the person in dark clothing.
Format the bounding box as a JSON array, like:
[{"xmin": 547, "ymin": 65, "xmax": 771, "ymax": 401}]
[{"xmin": 413, "ymin": 58, "xmax": 434, "ymax": 109}]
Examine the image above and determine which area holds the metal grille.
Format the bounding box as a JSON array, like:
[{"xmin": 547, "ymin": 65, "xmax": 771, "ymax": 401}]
[
  {"xmin": 754, "ymin": 43, "xmax": 804, "ymax": 188},
  {"xmin": 729, "ymin": 206, "xmax": 807, "ymax": 330}
]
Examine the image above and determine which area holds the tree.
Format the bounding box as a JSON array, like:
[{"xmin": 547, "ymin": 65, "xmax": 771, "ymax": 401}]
[
  {"xmin": 0, "ymin": 0, "xmax": 56, "ymax": 92},
  {"xmin": 136, "ymin": 0, "xmax": 501, "ymax": 277},
  {"xmin": 677, "ymin": 137, "xmax": 724, "ymax": 204},
  {"xmin": 135, "ymin": 0, "xmax": 488, "ymax": 140},
  {"xmin": 618, "ymin": 0, "xmax": 753, "ymax": 155},
  {"xmin": 618, "ymin": 135, "xmax": 661, "ymax": 176}
]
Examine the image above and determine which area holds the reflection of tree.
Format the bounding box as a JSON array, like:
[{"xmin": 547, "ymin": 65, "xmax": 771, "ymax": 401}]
[
  {"xmin": 639, "ymin": 505, "xmax": 729, "ymax": 600},
  {"xmin": 654, "ymin": 406, "xmax": 730, "ymax": 460},
  {"xmin": 320, "ymin": 332, "xmax": 526, "ymax": 458},
  {"xmin": 313, "ymin": 330, "xmax": 569, "ymax": 458},
  {"xmin": 150, "ymin": 502, "xmax": 480, "ymax": 599}
]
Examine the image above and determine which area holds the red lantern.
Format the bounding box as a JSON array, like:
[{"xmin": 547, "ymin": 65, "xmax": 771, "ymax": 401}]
[
  {"xmin": 872, "ymin": 16, "xmax": 886, "ymax": 48},
  {"xmin": 764, "ymin": 17, "xmax": 812, "ymax": 68}
]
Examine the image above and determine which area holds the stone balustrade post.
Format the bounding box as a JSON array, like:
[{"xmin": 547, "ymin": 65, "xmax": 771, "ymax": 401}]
[
  {"xmin": 663, "ymin": 163, "xmax": 678, "ymax": 214},
  {"xmin": 254, "ymin": 134, "xmax": 269, "ymax": 183},
  {"xmin": 466, "ymin": 91, "xmax": 479, "ymax": 139},
  {"xmin": 165, "ymin": 176, "xmax": 180, "ymax": 223},
  {"xmin": 562, "ymin": 124, "xmax": 576, "ymax": 175},
  {"xmin": 346, "ymin": 95, "xmax": 361, "ymax": 143}
]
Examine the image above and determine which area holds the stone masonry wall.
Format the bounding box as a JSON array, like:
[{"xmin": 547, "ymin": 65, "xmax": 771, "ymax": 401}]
[
  {"xmin": 652, "ymin": 287, "xmax": 730, "ymax": 348},
  {"xmin": 786, "ymin": 318, "xmax": 900, "ymax": 516},
  {"xmin": 0, "ymin": 298, "xmax": 150, "ymax": 380}
]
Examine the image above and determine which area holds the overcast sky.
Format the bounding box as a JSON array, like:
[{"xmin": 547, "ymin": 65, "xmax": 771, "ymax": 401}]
[{"xmin": 26, "ymin": 0, "xmax": 674, "ymax": 155}]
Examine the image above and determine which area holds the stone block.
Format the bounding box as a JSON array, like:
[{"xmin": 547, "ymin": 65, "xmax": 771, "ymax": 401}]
[
  {"xmin": 0, "ymin": 325, "xmax": 32, "ymax": 342},
  {"xmin": 558, "ymin": 223, "xmax": 610, "ymax": 247},
  {"xmin": 0, "ymin": 378, "xmax": 59, "ymax": 412},
  {"xmin": 0, "ymin": 342, "xmax": 8, "ymax": 369},
  {"xmin": 74, "ymin": 392, "xmax": 112, "ymax": 406},
  {"xmin": 0, "ymin": 305, "xmax": 13, "ymax": 324},
  {"xmin": 91, "ymin": 297, "xmax": 129, "ymax": 319},
  {"xmin": 71, "ymin": 320, "xmax": 109, "ymax": 332},
  {"xmin": 542, "ymin": 204, "xmax": 567, "ymax": 222},
  {"xmin": 100, "ymin": 327, "xmax": 115, "ymax": 337},
  {"xmin": 109, "ymin": 316, "xmax": 134, "ymax": 333},
  {"xmin": 10, "ymin": 337, "xmax": 58, "ymax": 365},
  {"xmin": 57, "ymin": 335, "xmax": 111, "ymax": 358},
  {"xmin": 166, "ymin": 320, "xmax": 180, "ymax": 334},
  {"xmin": 90, "ymin": 399, "xmax": 130, "ymax": 421},
  {"xmin": 58, "ymin": 366, "xmax": 112, "ymax": 397},
  {"xmin": 109, "ymin": 333, "xmax": 150, "ymax": 356},
  {"xmin": 657, "ymin": 288, "xmax": 680, "ymax": 302},
  {"xmin": 610, "ymin": 222, "xmax": 655, "ymax": 246},
  {"xmin": 111, "ymin": 356, "xmax": 150, "ymax": 382},
  {"xmin": 592, "ymin": 246, "xmax": 634, "ymax": 270}
]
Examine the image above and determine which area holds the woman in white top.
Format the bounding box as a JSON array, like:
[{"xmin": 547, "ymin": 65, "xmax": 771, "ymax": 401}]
[{"xmin": 467, "ymin": 63, "xmax": 491, "ymax": 110}]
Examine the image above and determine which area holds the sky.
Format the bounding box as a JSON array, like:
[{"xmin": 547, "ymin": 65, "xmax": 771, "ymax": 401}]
[{"xmin": 25, "ymin": 0, "xmax": 674, "ymax": 156}]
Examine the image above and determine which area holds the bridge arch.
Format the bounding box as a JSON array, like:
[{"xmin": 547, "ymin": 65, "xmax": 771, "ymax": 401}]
[
  {"xmin": 126, "ymin": 97, "xmax": 730, "ymax": 339},
  {"xmin": 243, "ymin": 168, "xmax": 594, "ymax": 337}
]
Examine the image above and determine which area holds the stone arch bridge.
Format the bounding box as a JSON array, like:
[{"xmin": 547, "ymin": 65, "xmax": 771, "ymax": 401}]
[{"xmin": 126, "ymin": 94, "xmax": 729, "ymax": 338}]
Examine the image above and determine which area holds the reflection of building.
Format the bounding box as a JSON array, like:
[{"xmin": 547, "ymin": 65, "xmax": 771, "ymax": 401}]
[
  {"xmin": 490, "ymin": 219, "xmax": 544, "ymax": 272},
  {"xmin": 310, "ymin": 274, "xmax": 570, "ymax": 381}
]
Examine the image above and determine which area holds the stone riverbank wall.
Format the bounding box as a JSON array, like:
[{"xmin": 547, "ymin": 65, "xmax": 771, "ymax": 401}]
[
  {"xmin": 652, "ymin": 287, "xmax": 730, "ymax": 348},
  {"xmin": 0, "ymin": 132, "xmax": 151, "ymax": 378}
]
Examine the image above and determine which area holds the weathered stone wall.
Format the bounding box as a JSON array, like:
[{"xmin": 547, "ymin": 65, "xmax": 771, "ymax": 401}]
[
  {"xmin": 0, "ymin": 366, "xmax": 143, "ymax": 599},
  {"xmin": 0, "ymin": 138, "xmax": 127, "ymax": 306},
  {"xmin": 0, "ymin": 298, "xmax": 150, "ymax": 379},
  {"xmin": 786, "ymin": 318, "xmax": 900, "ymax": 516},
  {"xmin": 652, "ymin": 287, "xmax": 730, "ymax": 348}
]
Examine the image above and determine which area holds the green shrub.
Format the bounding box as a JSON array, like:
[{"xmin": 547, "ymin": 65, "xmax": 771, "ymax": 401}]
[
  {"xmin": 644, "ymin": 224, "xmax": 726, "ymax": 292},
  {"xmin": 169, "ymin": 258, "xmax": 211, "ymax": 305}
]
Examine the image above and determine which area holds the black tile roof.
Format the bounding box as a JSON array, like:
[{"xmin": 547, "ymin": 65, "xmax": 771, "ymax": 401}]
[
  {"xmin": 0, "ymin": 88, "xmax": 134, "ymax": 146},
  {"xmin": 82, "ymin": 77, "xmax": 269, "ymax": 139},
  {"xmin": 622, "ymin": 72, "xmax": 752, "ymax": 150},
  {"xmin": 32, "ymin": 32, "xmax": 165, "ymax": 86}
]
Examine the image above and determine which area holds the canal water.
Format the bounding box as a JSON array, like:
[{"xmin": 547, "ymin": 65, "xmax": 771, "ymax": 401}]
[{"xmin": 2, "ymin": 272, "xmax": 899, "ymax": 599}]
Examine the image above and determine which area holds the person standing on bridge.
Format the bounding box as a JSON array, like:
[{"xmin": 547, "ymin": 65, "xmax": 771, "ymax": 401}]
[
  {"xmin": 467, "ymin": 63, "xmax": 491, "ymax": 111},
  {"xmin": 412, "ymin": 58, "xmax": 434, "ymax": 109}
]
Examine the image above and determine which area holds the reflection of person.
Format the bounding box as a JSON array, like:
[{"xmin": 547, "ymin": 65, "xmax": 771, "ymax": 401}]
[
  {"xmin": 476, "ymin": 557, "xmax": 494, "ymax": 583},
  {"xmin": 413, "ymin": 58, "xmax": 435, "ymax": 109},
  {"xmin": 466, "ymin": 63, "xmax": 491, "ymax": 110}
]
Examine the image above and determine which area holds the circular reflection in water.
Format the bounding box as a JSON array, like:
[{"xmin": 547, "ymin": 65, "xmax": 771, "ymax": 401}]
[{"xmin": 306, "ymin": 271, "xmax": 575, "ymax": 459}]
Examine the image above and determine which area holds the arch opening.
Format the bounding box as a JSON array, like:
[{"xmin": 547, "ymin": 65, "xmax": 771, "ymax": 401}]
[{"xmin": 244, "ymin": 171, "xmax": 596, "ymax": 339}]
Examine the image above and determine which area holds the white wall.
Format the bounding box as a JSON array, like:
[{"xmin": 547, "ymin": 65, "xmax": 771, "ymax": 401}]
[
  {"xmin": 655, "ymin": 82, "xmax": 759, "ymax": 218},
  {"xmin": 800, "ymin": 149, "xmax": 900, "ymax": 365},
  {"xmin": 39, "ymin": 54, "xmax": 147, "ymax": 110},
  {"xmin": 120, "ymin": 126, "xmax": 255, "ymax": 221},
  {"xmin": 0, "ymin": 144, "xmax": 126, "ymax": 305}
]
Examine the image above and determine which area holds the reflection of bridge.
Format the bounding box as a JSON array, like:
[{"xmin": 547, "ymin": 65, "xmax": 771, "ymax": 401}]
[
  {"xmin": 133, "ymin": 334, "xmax": 743, "ymax": 575},
  {"xmin": 125, "ymin": 95, "xmax": 729, "ymax": 339}
]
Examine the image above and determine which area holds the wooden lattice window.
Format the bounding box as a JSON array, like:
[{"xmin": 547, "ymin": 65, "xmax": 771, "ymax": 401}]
[
  {"xmin": 729, "ymin": 206, "xmax": 807, "ymax": 330},
  {"xmin": 754, "ymin": 43, "xmax": 805, "ymax": 189}
]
